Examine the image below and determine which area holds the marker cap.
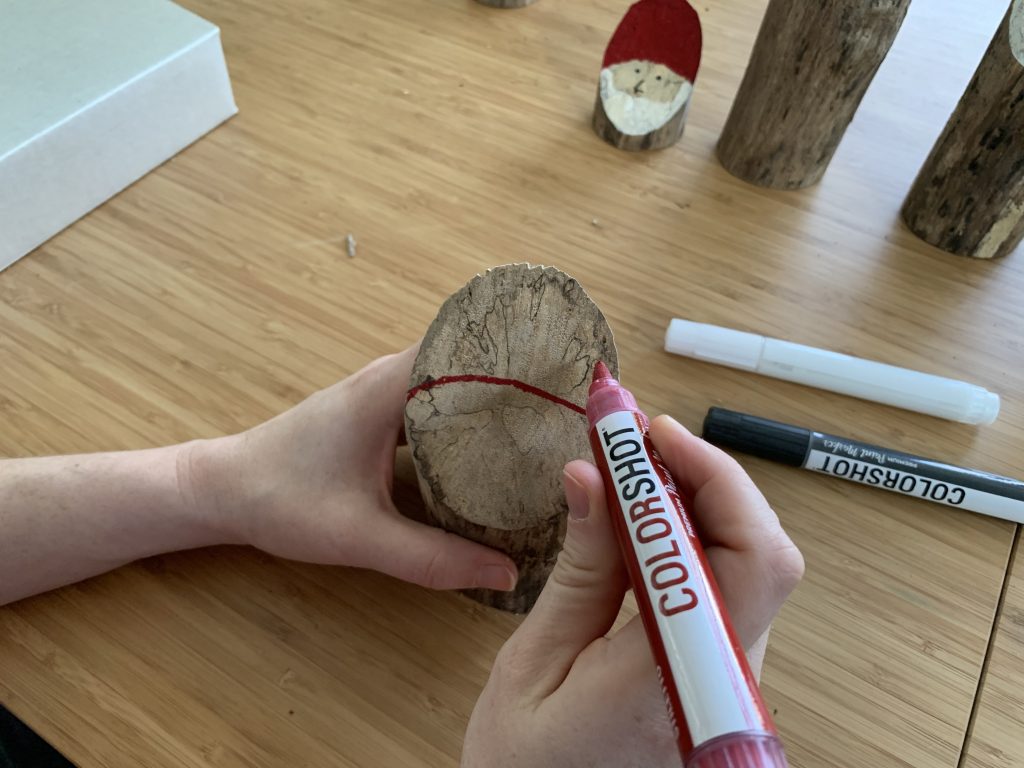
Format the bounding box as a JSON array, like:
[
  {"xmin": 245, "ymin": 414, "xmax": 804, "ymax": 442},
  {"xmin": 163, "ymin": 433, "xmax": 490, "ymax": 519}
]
[
  {"xmin": 665, "ymin": 319, "xmax": 765, "ymax": 371},
  {"xmin": 967, "ymin": 390, "xmax": 1001, "ymax": 426},
  {"xmin": 702, "ymin": 408, "xmax": 810, "ymax": 467}
]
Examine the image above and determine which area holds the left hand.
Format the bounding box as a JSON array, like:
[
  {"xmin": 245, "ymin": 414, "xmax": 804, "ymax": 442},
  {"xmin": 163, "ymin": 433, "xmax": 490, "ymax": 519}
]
[{"xmin": 189, "ymin": 344, "xmax": 519, "ymax": 592}]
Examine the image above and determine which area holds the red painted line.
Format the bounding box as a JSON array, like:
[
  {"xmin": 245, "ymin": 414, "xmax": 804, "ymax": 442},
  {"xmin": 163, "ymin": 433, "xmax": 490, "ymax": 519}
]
[{"xmin": 407, "ymin": 374, "xmax": 586, "ymax": 416}]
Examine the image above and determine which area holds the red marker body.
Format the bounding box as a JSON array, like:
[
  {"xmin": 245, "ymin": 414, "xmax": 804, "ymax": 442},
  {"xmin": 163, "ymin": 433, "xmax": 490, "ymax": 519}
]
[{"xmin": 586, "ymin": 362, "xmax": 788, "ymax": 768}]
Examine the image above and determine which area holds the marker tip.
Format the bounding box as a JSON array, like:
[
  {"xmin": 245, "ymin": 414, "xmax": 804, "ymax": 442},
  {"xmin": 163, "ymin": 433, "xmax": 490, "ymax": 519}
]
[{"xmin": 593, "ymin": 361, "xmax": 612, "ymax": 382}]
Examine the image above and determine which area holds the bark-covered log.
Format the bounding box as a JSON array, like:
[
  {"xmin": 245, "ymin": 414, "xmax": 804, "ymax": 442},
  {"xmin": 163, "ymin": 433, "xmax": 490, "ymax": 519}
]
[
  {"xmin": 717, "ymin": 0, "xmax": 911, "ymax": 189},
  {"xmin": 404, "ymin": 264, "xmax": 619, "ymax": 613},
  {"xmin": 902, "ymin": 3, "xmax": 1024, "ymax": 259}
]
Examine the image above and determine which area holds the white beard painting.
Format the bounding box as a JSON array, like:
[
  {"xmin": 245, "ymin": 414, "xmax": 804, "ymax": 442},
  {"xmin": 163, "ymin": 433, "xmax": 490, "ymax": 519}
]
[{"xmin": 599, "ymin": 67, "xmax": 693, "ymax": 137}]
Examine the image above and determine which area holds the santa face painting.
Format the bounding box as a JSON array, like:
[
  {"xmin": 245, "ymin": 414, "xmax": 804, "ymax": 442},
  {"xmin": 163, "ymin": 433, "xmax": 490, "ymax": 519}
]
[
  {"xmin": 600, "ymin": 58, "xmax": 694, "ymax": 136},
  {"xmin": 595, "ymin": 0, "xmax": 702, "ymax": 144}
]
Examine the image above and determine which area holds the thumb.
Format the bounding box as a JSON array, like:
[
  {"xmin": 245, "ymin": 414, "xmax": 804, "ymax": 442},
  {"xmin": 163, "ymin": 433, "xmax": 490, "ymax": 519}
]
[
  {"xmin": 357, "ymin": 512, "xmax": 519, "ymax": 592},
  {"xmin": 504, "ymin": 460, "xmax": 628, "ymax": 695}
]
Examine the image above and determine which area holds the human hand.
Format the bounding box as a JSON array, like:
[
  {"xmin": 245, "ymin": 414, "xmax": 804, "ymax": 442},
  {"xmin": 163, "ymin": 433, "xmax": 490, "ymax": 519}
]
[
  {"xmin": 189, "ymin": 344, "xmax": 518, "ymax": 592},
  {"xmin": 462, "ymin": 415, "xmax": 804, "ymax": 768}
]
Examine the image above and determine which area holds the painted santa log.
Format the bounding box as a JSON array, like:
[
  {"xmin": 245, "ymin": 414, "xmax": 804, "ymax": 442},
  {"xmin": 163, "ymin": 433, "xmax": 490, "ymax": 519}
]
[
  {"xmin": 902, "ymin": 2, "xmax": 1024, "ymax": 259},
  {"xmin": 592, "ymin": 0, "xmax": 703, "ymax": 151},
  {"xmin": 404, "ymin": 265, "xmax": 619, "ymax": 613},
  {"xmin": 717, "ymin": 0, "xmax": 911, "ymax": 189}
]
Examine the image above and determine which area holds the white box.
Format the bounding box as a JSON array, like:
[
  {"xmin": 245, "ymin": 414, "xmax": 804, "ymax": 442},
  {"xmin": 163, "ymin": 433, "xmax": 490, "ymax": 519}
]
[{"xmin": 0, "ymin": 0, "xmax": 238, "ymax": 271}]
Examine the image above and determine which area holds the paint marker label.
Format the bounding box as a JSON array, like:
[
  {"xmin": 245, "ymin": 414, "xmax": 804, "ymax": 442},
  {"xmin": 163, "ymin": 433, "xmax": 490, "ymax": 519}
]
[
  {"xmin": 804, "ymin": 433, "xmax": 1024, "ymax": 524},
  {"xmin": 593, "ymin": 410, "xmax": 767, "ymax": 751}
]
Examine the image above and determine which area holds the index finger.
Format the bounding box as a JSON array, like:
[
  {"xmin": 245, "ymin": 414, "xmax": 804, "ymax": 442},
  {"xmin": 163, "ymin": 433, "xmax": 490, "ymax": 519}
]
[
  {"xmin": 649, "ymin": 414, "xmax": 791, "ymax": 554},
  {"xmin": 350, "ymin": 341, "xmax": 422, "ymax": 437}
]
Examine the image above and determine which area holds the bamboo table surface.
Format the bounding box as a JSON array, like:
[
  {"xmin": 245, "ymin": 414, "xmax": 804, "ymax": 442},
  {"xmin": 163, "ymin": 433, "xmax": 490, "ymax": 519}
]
[
  {"xmin": 964, "ymin": 533, "xmax": 1024, "ymax": 768},
  {"xmin": 1, "ymin": 0, "xmax": 1022, "ymax": 766}
]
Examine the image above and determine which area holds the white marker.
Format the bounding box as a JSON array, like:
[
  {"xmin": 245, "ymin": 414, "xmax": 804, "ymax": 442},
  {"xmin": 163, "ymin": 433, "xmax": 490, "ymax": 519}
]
[{"xmin": 664, "ymin": 319, "xmax": 1000, "ymax": 425}]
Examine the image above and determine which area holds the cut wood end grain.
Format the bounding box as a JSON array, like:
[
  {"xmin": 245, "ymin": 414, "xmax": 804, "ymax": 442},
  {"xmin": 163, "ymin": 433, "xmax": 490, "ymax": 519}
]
[{"xmin": 404, "ymin": 264, "xmax": 618, "ymax": 613}]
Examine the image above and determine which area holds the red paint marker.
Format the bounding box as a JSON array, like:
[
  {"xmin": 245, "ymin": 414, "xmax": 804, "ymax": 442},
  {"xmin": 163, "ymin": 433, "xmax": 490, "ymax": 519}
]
[{"xmin": 586, "ymin": 362, "xmax": 788, "ymax": 768}]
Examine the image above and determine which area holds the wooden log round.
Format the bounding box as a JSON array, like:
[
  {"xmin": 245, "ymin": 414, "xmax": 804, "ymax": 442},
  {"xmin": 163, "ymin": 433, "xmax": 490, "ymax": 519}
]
[
  {"xmin": 591, "ymin": 0, "xmax": 703, "ymax": 152},
  {"xmin": 475, "ymin": 0, "xmax": 536, "ymax": 7},
  {"xmin": 404, "ymin": 264, "xmax": 618, "ymax": 613},
  {"xmin": 717, "ymin": 0, "xmax": 911, "ymax": 189},
  {"xmin": 902, "ymin": 4, "xmax": 1024, "ymax": 259}
]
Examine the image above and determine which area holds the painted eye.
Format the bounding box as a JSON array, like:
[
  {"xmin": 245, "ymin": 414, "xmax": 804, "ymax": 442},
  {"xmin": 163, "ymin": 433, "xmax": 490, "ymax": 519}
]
[
  {"xmin": 656, "ymin": 75, "xmax": 662, "ymax": 80},
  {"xmin": 635, "ymin": 68, "xmax": 640, "ymax": 73}
]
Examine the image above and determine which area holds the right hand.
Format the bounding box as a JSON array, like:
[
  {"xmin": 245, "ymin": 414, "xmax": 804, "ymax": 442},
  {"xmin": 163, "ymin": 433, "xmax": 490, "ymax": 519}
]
[{"xmin": 462, "ymin": 415, "xmax": 805, "ymax": 768}]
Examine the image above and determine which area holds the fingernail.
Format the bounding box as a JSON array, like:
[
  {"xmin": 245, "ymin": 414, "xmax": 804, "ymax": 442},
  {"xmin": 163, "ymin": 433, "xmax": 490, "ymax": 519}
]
[
  {"xmin": 563, "ymin": 470, "xmax": 590, "ymax": 521},
  {"xmin": 478, "ymin": 564, "xmax": 517, "ymax": 592}
]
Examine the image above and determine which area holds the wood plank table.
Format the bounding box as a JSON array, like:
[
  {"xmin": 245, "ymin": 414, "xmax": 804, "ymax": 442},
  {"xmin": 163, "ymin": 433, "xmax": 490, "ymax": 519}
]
[
  {"xmin": 1, "ymin": 0, "xmax": 1021, "ymax": 766},
  {"xmin": 964, "ymin": 533, "xmax": 1024, "ymax": 768}
]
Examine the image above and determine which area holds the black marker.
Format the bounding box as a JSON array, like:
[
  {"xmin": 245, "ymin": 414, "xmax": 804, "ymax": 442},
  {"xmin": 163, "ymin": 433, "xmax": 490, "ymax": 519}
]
[{"xmin": 702, "ymin": 407, "xmax": 1024, "ymax": 525}]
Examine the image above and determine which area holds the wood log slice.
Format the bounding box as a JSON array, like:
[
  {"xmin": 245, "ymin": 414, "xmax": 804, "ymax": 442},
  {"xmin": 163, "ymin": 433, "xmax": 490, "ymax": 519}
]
[
  {"xmin": 404, "ymin": 264, "xmax": 619, "ymax": 613},
  {"xmin": 592, "ymin": 0, "xmax": 703, "ymax": 152},
  {"xmin": 717, "ymin": 0, "xmax": 911, "ymax": 189},
  {"xmin": 902, "ymin": 4, "xmax": 1024, "ymax": 259}
]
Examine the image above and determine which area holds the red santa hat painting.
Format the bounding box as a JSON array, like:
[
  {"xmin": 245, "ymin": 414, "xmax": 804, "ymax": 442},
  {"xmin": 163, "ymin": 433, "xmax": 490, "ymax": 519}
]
[{"xmin": 593, "ymin": 0, "xmax": 703, "ymax": 151}]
